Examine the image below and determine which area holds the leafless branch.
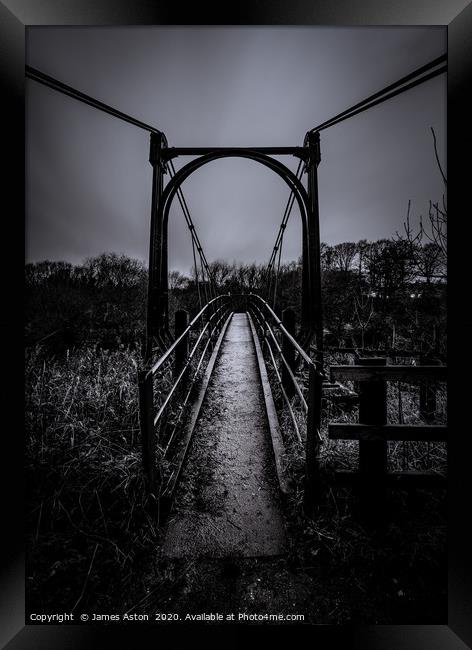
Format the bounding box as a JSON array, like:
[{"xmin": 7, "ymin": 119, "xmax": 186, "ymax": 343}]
[{"xmin": 431, "ymin": 126, "xmax": 447, "ymax": 186}]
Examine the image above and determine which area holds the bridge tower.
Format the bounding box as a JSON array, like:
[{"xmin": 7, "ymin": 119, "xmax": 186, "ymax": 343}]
[{"xmin": 144, "ymin": 141, "xmax": 323, "ymax": 361}]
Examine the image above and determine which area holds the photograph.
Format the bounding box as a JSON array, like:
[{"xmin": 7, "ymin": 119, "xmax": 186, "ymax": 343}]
[
  {"xmin": 1, "ymin": 2, "xmax": 470, "ymax": 647},
  {"xmin": 24, "ymin": 25, "xmax": 449, "ymax": 626}
]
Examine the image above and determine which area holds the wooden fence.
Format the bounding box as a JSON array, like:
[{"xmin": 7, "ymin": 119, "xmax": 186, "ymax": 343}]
[{"xmin": 327, "ymin": 357, "xmax": 447, "ymax": 518}]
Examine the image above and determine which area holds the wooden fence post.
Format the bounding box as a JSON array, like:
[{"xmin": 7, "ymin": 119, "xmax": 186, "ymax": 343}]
[
  {"xmin": 282, "ymin": 308, "xmax": 296, "ymax": 400},
  {"xmin": 358, "ymin": 357, "xmax": 387, "ymax": 521},
  {"xmin": 174, "ymin": 310, "xmax": 189, "ymax": 378},
  {"xmin": 138, "ymin": 370, "xmax": 158, "ymax": 497},
  {"xmin": 304, "ymin": 364, "xmax": 323, "ymax": 515},
  {"xmin": 419, "ymin": 354, "xmax": 440, "ymax": 423}
]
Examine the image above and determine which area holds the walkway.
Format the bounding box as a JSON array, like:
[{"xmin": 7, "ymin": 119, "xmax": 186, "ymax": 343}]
[{"xmin": 162, "ymin": 313, "xmax": 287, "ymax": 558}]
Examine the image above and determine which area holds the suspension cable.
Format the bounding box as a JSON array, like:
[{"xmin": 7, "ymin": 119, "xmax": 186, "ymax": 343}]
[
  {"xmin": 172, "ymin": 181, "xmax": 210, "ymax": 299},
  {"xmin": 268, "ymin": 160, "xmax": 304, "ymax": 269},
  {"xmin": 200, "ymin": 253, "xmax": 210, "ymax": 305},
  {"xmin": 190, "ymin": 236, "xmax": 202, "ymax": 309},
  {"xmin": 272, "ymin": 230, "xmax": 285, "ymax": 309},
  {"xmin": 267, "ymin": 159, "xmax": 304, "ymax": 301},
  {"xmin": 268, "ymin": 194, "xmax": 297, "ymax": 303},
  {"xmin": 266, "ymin": 55, "xmax": 446, "ymax": 303},
  {"xmin": 175, "ymin": 185, "xmax": 214, "ymax": 299},
  {"xmin": 309, "ymin": 53, "xmax": 446, "ymax": 133},
  {"xmin": 168, "ymin": 160, "xmax": 217, "ymax": 298},
  {"xmin": 26, "ymin": 65, "xmax": 163, "ymax": 136},
  {"xmin": 25, "ymin": 67, "xmax": 222, "ymax": 315}
]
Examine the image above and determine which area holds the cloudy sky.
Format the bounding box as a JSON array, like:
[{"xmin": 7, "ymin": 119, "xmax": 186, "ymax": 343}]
[{"xmin": 26, "ymin": 26, "xmax": 446, "ymax": 275}]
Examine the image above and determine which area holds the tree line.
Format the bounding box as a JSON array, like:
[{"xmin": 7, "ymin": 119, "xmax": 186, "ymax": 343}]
[{"xmin": 25, "ymin": 234, "xmax": 446, "ymax": 354}]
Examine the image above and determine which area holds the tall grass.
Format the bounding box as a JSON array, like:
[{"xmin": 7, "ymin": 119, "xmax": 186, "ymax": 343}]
[{"xmin": 25, "ymin": 344, "xmax": 157, "ymax": 612}]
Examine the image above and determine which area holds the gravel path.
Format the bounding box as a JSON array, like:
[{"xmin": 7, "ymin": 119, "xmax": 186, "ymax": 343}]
[{"xmin": 162, "ymin": 313, "xmax": 287, "ymax": 558}]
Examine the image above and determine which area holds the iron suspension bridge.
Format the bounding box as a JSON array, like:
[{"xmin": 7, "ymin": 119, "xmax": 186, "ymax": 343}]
[{"xmin": 26, "ymin": 53, "xmax": 447, "ymax": 525}]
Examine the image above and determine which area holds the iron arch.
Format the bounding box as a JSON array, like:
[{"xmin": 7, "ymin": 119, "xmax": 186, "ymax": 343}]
[{"xmin": 155, "ymin": 149, "xmax": 316, "ymax": 334}]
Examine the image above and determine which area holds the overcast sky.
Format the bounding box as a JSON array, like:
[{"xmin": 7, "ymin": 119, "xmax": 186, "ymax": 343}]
[{"xmin": 26, "ymin": 26, "xmax": 446, "ymax": 275}]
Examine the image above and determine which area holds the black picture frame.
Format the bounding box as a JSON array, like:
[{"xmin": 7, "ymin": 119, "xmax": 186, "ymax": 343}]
[{"xmin": 1, "ymin": 1, "xmax": 471, "ymax": 648}]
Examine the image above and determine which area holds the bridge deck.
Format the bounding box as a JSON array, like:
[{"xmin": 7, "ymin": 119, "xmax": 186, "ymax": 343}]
[{"xmin": 162, "ymin": 312, "xmax": 287, "ymax": 558}]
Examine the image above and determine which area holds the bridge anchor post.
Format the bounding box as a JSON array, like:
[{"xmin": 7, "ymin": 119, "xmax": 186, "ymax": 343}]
[
  {"xmin": 145, "ymin": 131, "xmax": 167, "ymax": 361},
  {"xmin": 304, "ymin": 130, "xmax": 323, "ymax": 369},
  {"xmin": 138, "ymin": 370, "xmax": 160, "ymax": 502}
]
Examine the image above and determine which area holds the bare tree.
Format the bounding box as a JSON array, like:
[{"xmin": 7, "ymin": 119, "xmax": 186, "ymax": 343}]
[
  {"xmin": 396, "ymin": 127, "xmax": 447, "ymax": 281},
  {"xmin": 208, "ymin": 259, "xmax": 232, "ymax": 289},
  {"xmin": 353, "ymin": 291, "xmax": 374, "ymax": 349},
  {"xmin": 356, "ymin": 239, "xmax": 370, "ymax": 279},
  {"xmin": 168, "ymin": 270, "xmax": 189, "ymax": 291},
  {"xmin": 332, "ymin": 242, "xmax": 358, "ymax": 272},
  {"xmin": 320, "ymin": 242, "xmax": 334, "ymax": 271}
]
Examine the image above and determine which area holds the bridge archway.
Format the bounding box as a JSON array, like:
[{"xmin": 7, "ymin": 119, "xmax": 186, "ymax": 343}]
[{"xmin": 146, "ymin": 140, "xmax": 322, "ymax": 356}]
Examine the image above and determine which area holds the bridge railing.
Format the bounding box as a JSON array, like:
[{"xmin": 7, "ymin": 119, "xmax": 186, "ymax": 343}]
[
  {"xmin": 246, "ymin": 293, "xmax": 325, "ymax": 507},
  {"xmin": 137, "ymin": 294, "xmax": 232, "ymax": 498}
]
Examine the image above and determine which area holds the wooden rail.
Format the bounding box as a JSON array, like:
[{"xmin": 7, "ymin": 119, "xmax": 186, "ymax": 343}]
[
  {"xmin": 327, "ymin": 358, "xmax": 447, "ymax": 520},
  {"xmin": 333, "ymin": 470, "xmax": 446, "ymax": 489},
  {"xmin": 325, "ymin": 346, "xmax": 446, "ymax": 362},
  {"xmin": 328, "ymin": 423, "xmax": 447, "ymax": 442},
  {"xmin": 330, "ymin": 365, "xmax": 447, "ymax": 383}
]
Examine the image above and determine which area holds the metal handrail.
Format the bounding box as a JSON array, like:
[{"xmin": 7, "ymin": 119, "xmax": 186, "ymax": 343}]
[
  {"xmin": 138, "ymin": 291, "xmax": 323, "ymax": 502},
  {"xmin": 247, "ymin": 294, "xmax": 358, "ymax": 400},
  {"xmin": 138, "ymin": 294, "xmax": 232, "ymax": 495},
  {"xmin": 248, "ymin": 293, "xmax": 320, "ymax": 369},
  {"xmin": 153, "ymin": 302, "xmax": 228, "ymax": 426},
  {"xmin": 249, "ymin": 308, "xmax": 303, "ymax": 443},
  {"xmin": 163, "ymin": 308, "xmax": 232, "ymax": 455},
  {"xmin": 247, "ymin": 293, "xmax": 323, "ymax": 446},
  {"xmin": 265, "ymin": 335, "xmax": 302, "ymax": 443},
  {"xmin": 250, "ymin": 302, "xmax": 308, "ymax": 411},
  {"xmin": 148, "ymin": 294, "xmax": 230, "ymax": 377}
]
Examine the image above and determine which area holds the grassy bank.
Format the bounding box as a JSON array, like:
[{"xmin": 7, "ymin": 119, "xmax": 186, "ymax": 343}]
[{"xmin": 25, "ymin": 344, "xmax": 156, "ymax": 613}]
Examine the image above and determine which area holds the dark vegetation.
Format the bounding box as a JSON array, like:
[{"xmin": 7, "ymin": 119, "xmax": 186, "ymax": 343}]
[
  {"xmin": 26, "ymin": 231, "xmax": 446, "ymax": 355},
  {"xmin": 25, "ymin": 217, "xmax": 447, "ymax": 618}
]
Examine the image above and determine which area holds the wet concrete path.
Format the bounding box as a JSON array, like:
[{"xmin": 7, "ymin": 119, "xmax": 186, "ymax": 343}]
[{"xmin": 162, "ymin": 313, "xmax": 287, "ymax": 558}]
